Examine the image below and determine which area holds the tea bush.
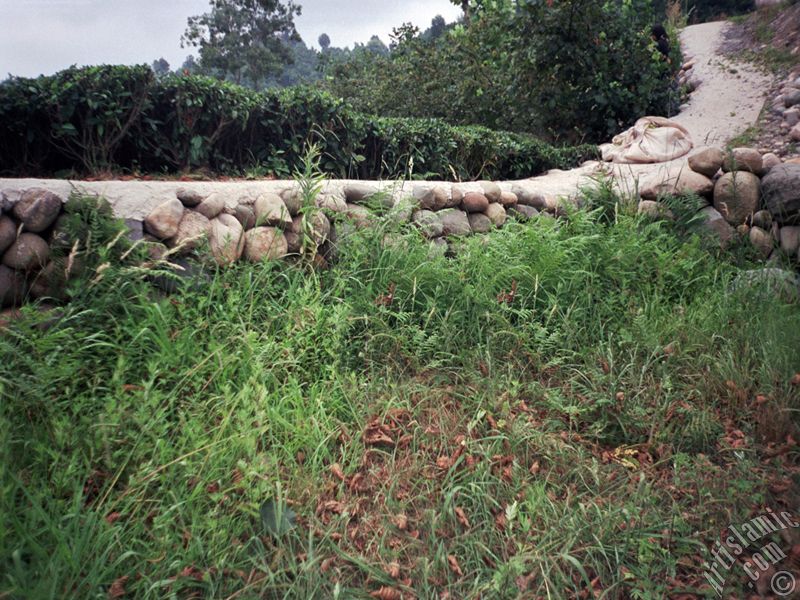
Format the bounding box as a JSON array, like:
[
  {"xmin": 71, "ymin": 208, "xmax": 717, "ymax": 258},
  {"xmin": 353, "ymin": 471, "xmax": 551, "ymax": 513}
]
[{"xmin": 0, "ymin": 66, "xmax": 596, "ymax": 180}]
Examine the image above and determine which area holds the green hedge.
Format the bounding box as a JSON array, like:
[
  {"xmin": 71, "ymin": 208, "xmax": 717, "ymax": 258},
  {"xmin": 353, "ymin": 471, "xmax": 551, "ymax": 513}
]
[{"xmin": 0, "ymin": 65, "xmax": 597, "ymax": 181}]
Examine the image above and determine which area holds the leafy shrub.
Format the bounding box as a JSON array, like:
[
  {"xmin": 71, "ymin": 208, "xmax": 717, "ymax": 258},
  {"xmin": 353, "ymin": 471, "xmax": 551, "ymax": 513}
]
[
  {"xmin": 324, "ymin": 0, "xmax": 679, "ymax": 144},
  {"xmin": 0, "ymin": 66, "xmax": 595, "ymax": 180}
]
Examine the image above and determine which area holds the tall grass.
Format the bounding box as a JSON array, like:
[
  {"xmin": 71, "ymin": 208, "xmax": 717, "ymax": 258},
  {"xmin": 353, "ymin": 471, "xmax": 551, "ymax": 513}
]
[{"xmin": 1, "ymin": 190, "xmax": 798, "ymax": 598}]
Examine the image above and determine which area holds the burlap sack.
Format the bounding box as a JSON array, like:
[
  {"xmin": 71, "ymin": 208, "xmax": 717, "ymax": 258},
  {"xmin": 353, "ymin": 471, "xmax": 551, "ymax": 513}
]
[{"xmin": 600, "ymin": 117, "xmax": 693, "ymax": 164}]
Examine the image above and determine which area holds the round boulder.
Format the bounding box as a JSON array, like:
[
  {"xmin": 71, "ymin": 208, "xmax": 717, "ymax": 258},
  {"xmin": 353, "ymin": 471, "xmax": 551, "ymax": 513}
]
[
  {"xmin": 688, "ymin": 147, "xmax": 724, "ymax": 178},
  {"xmin": 479, "ymin": 181, "xmax": 502, "ymax": 203},
  {"xmin": 176, "ymin": 188, "xmax": 204, "ymax": 207},
  {"xmin": 0, "ymin": 265, "xmax": 26, "ymax": 308},
  {"xmin": 413, "ymin": 186, "xmax": 449, "ymax": 211},
  {"xmin": 254, "ymin": 193, "xmax": 292, "ymax": 229},
  {"xmin": 243, "ymin": 227, "xmax": 288, "ymax": 262},
  {"xmin": 508, "ymin": 205, "xmax": 540, "ymax": 221},
  {"xmin": 722, "ymin": 148, "xmax": 763, "ymax": 174},
  {"xmin": 485, "ymin": 203, "xmax": 507, "ymax": 227},
  {"xmin": 195, "ymin": 193, "xmax": 226, "ymax": 220},
  {"xmin": 209, "ymin": 213, "xmax": 244, "ymax": 265},
  {"xmin": 234, "ymin": 204, "xmax": 257, "ymax": 230},
  {"xmin": 713, "ymin": 171, "xmax": 761, "ymax": 225},
  {"xmin": 461, "ymin": 192, "xmax": 490, "ymax": 213},
  {"xmin": 2, "ymin": 233, "xmax": 49, "ymax": 270},
  {"xmin": 512, "ymin": 187, "xmax": 547, "ymax": 209},
  {"xmin": 499, "ymin": 191, "xmax": 518, "ymax": 208},
  {"xmin": 780, "ymin": 226, "xmax": 800, "ymax": 257},
  {"xmin": 749, "ymin": 226, "xmax": 773, "ymax": 258},
  {"xmin": 412, "ymin": 210, "xmax": 444, "ymax": 239},
  {"xmin": 468, "ymin": 213, "xmax": 492, "ymax": 234},
  {"xmin": 12, "ymin": 189, "xmax": 62, "ymax": 233},
  {"xmin": 0, "ymin": 215, "xmax": 17, "ymax": 255},
  {"xmin": 170, "ymin": 210, "xmax": 211, "ymax": 252},
  {"xmin": 439, "ymin": 209, "xmax": 472, "ymax": 236},
  {"xmin": 344, "ymin": 183, "xmax": 379, "ymax": 205},
  {"xmin": 762, "ymin": 164, "xmax": 800, "ymax": 224},
  {"xmin": 145, "ymin": 198, "xmax": 184, "ymax": 240}
]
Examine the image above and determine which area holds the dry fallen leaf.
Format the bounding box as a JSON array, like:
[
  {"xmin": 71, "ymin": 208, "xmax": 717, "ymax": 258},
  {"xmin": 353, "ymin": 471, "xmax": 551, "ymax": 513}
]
[
  {"xmin": 392, "ymin": 513, "xmax": 409, "ymax": 531},
  {"xmin": 387, "ymin": 561, "xmax": 401, "ymax": 579},
  {"xmin": 330, "ymin": 463, "xmax": 346, "ymax": 482},
  {"xmin": 447, "ymin": 555, "xmax": 463, "ymax": 577},
  {"xmin": 370, "ymin": 586, "xmax": 403, "ymax": 600},
  {"xmin": 321, "ymin": 557, "xmax": 334, "ymax": 573},
  {"xmin": 363, "ymin": 420, "xmax": 395, "ymax": 446},
  {"xmin": 454, "ymin": 507, "xmax": 470, "ymax": 528},
  {"xmin": 107, "ymin": 575, "xmax": 129, "ymax": 599},
  {"xmin": 105, "ymin": 512, "xmax": 122, "ymax": 525}
]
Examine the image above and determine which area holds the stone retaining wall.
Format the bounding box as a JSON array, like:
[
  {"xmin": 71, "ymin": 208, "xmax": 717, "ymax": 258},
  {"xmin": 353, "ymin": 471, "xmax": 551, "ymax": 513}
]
[
  {"xmin": 2, "ymin": 151, "xmax": 800, "ymax": 311},
  {"xmin": 0, "ymin": 178, "xmax": 573, "ymax": 309}
]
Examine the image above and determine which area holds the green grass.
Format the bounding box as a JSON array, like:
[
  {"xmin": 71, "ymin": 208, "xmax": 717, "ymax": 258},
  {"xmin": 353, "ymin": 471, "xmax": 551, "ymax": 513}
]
[{"xmin": 1, "ymin": 190, "xmax": 799, "ymax": 599}]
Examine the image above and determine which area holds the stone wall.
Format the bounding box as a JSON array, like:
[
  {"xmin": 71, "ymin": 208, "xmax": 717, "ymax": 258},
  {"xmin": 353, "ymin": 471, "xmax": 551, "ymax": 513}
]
[
  {"xmin": 637, "ymin": 148, "xmax": 800, "ymax": 261},
  {"xmin": 0, "ymin": 178, "xmax": 569, "ymax": 310},
  {"xmin": 2, "ymin": 152, "xmax": 799, "ymax": 312}
]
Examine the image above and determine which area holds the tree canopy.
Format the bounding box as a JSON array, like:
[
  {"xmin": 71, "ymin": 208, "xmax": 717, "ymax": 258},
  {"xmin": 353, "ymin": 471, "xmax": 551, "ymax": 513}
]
[{"xmin": 182, "ymin": 0, "xmax": 301, "ymax": 87}]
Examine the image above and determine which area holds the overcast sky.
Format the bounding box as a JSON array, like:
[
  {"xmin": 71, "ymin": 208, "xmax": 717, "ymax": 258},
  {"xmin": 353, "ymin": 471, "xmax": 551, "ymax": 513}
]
[{"xmin": 0, "ymin": 0, "xmax": 463, "ymax": 78}]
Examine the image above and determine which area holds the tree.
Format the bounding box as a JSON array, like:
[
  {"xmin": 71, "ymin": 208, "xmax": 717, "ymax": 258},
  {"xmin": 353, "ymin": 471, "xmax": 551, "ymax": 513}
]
[
  {"xmin": 181, "ymin": 55, "xmax": 199, "ymax": 75},
  {"xmin": 428, "ymin": 15, "xmax": 447, "ymax": 39},
  {"xmin": 364, "ymin": 35, "xmax": 389, "ymax": 56},
  {"xmin": 318, "ymin": 33, "xmax": 331, "ymax": 50},
  {"xmin": 182, "ymin": 0, "xmax": 301, "ymax": 87},
  {"xmin": 151, "ymin": 58, "xmax": 171, "ymax": 77}
]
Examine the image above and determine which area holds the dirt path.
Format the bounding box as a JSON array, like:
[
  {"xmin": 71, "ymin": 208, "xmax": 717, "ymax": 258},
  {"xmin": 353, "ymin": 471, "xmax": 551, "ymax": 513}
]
[{"xmin": 513, "ymin": 20, "xmax": 774, "ymax": 199}]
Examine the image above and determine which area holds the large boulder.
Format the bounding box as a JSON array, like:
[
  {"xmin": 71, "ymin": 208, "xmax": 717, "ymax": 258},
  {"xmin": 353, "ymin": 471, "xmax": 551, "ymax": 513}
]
[
  {"xmin": 688, "ymin": 147, "xmax": 724, "ymax": 178},
  {"xmin": 195, "ymin": 193, "xmax": 226, "ymax": 220},
  {"xmin": 344, "ymin": 183, "xmax": 379, "ymax": 205},
  {"xmin": 414, "ymin": 186, "xmax": 449, "ymax": 211},
  {"xmin": 780, "ymin": 226, "xmax": 800, "ymax": 257},
  {"xmin": 485, "ymin": 203, "xmax": 507, "ymax": 227},
  {"xmin": 342, "ymin": 203, "xmax": 374, "ymax": 228},
  {"xmin": 170, "ymin": 210, "xmax": 211, "ymax": 252},
  {"xmin": 479, "ymin": 181, "xmax": 502, "ymax": 203},
  {"xmin": 696, "ymin": 206, "xmax": 735, "ymax": 247},
  {"xmin": 461, "ymin": 192, "xmax": 490, "ymax": 213},
  {"xmin": 176, "ymin": 188, "xmax": 204, "ymax": 207},
  {"xmin": 0, "ymin": 215, "xmax": 17, "ymax": 255},
  {"xmin": 748, "ymin": 226, "xmax": 773, "ymax": 259},
  {"xmin": 290, "ymin": 211, "xmax": 331, "ymax": 246},
  {"xmin": 640, "ymin": 168, "xmax": 714, "ymax": 200},
  {"xmin": 243, "ymin": 227, "xmax": 288, "ymax": 262},
  {"xmin": 508, "ymin": 205, "xmax": 540, "ymax": 221},
  {"xmin": 499, "ymin": 191, "xmax": 518, "ymax": 208},
  {"xmin": 0, "ymin": 265, "xmax": 26, "ymax": 307},
  {"xmin": 12, "ymin": 189, "xmax": 62, "ymax": 233},
  {"xmin": 731, "ymin": 269, "xmax": 799, "ymax": 303},
  {"xmin": 468, "ymin": 213, "xmax": 492, "ymax": 233},
  {"xmin": 280, "ymin": 187, "xmax": 303, "ymax": 216},
  {"xmin": 208, "ymin": 214, "xmax": 244, "ymax": 265},
  {"xmin": 412, "ymin": 210, "xmax": 444, "ymax": 239},
  {"xmin": 2, "ymin": 233, "xmax": 49, "ymax": 270},
  {"xmin": 144, "ymin": 198, "xmax": 184, "ymax": 240},
  {"xmin": 254, "ymin": 193, "xmax": 292, "ymax": 229},
  {"xmin": 762, "ymin": 164, "xmax": 800, "ymax": 224},
  {"xmin": 234, "ymin": 205, "xmax": 256, "ymax": 230},
  {"xmin": 713, "ymin": 171, "xmax": 760, "ymax": 225},
  {"xmin": 512, "ymin": 187, "xmax": 547, "ymax": 209},
  {"xmin": 439, "ymin": 209, "xmax": 472, "ymax": 236},
  {"xmin": 722, "ymin": 148, "xmax": 763, "ymax": 174}
]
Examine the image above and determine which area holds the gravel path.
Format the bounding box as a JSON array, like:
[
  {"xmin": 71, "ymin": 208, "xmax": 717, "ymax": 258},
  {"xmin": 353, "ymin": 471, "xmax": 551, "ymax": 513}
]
[{"xmin": 514, "ymin": 20, "xmax": 774, "ymax": 199}]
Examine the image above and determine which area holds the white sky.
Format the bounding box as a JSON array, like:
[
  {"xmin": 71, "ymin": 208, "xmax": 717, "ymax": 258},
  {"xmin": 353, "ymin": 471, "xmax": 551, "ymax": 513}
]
[{"xmin": 0, "ymin": 0, "xmax": 463, "ymax": 78}]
